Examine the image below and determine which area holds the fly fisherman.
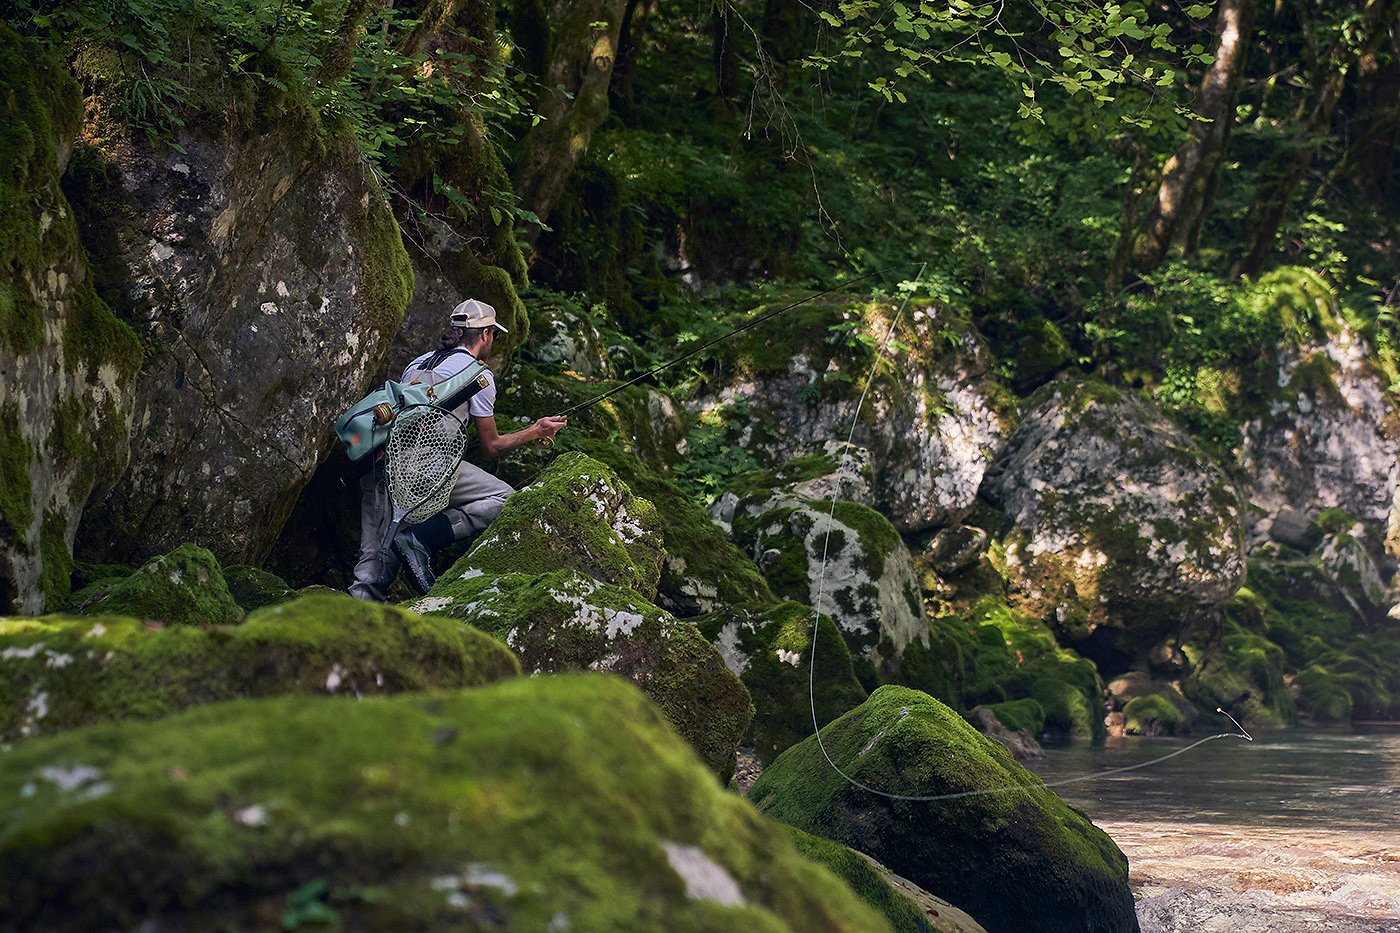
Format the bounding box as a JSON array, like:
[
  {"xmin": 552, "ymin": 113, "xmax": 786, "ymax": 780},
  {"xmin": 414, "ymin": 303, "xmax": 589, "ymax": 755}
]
[{"xmin": 349, "ymin": 299, "xmax": 567, "ymax": 600}]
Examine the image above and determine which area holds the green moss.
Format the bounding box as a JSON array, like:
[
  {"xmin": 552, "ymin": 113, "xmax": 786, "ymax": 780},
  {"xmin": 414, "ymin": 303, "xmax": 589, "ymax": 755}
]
[
  {"xmin": 457, "ymin": 452, "xmax": 664, "ymax": 598},
  {"xmin": 1294, "ymin": 665, "xmax": 1354, "ymax": 723},
  {"xmin": 0, "ymin": 404, "xmax": 33, "ymax": 549},
  {"xmin": 1316, "ymin": 508, "xmax": 1362, "ymax": 535},
  {"xmin": 782, "ymin": 826, "xmax": 928, "ymax": 933},
  {"xmin": 986, "ymin": 697, "xmax": 1045, "ymax": 736},
  {"xmin": 36, "ymin": 510, "xmax": 71, "ymax": 610},
  {"xmin": 414, "ymin": 568, "xmax": 752, "ymax": 780},
  {"xmin": 64, "ymin": 544, "xmax": 242, "ymax": 627},
  {"xmin": 1031, "ymin": 676, "xmax": 1103, "ymax": 741},
  {"xmin": 222, "ymin": 565, "xmax": 296, "ymax": 612},
  {"xmin": 749, "ymin": 685, "xmax": 1136, "ymax": 933},
  {"xmin": 1182, "ymin": 621, "xmax": 1297, "ymax": 729},
  {"xmin": 573, "ymin": 438, "xmax": 774, "ymax": 613},
  {"xmin": 0, "ymin": 675, "xmax": 887, "ymax": 930},
  {"xmin": 0, "ymin": 592, "xmax": 519, "ymax": 741},
  {"xmin": 696, "ymin": 602, "xmax": 866, "ymax": 764},
  {"xmin": 1122, "ymin": 694, "xmax": 1186, "ymax": 736},
  {"xmin": 350, "ymin": 154, "xmax": 414, "ymax": 338}
]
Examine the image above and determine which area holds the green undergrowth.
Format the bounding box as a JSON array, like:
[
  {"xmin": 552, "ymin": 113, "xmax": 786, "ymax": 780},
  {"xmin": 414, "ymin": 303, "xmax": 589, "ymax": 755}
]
[
  {"xmin": 0, "ymin": 592, "xmax": 519, "ymax": 741},
  {"xmin": 1122, "ymin": 694, "xmax": 1186, "ymax": 736},
  {"xmin": 0, "ymin": 675, "xmax": 888, "ymax": 930}
]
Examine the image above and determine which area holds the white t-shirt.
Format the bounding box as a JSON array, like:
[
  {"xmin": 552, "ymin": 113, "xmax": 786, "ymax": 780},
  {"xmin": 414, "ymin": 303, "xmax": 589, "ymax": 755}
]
[{"xmin": 401, "ymin": 349, "xmax": 497, "ymax": 419}]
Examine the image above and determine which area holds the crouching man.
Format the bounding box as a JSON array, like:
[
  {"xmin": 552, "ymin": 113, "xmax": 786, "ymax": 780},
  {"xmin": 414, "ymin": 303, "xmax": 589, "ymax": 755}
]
[{"xmin": 349, "ymin": 298, "xmax": 567, "ymax": 600}]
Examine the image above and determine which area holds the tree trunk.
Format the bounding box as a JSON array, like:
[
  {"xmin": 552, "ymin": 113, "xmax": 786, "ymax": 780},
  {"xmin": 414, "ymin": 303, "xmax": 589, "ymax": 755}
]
[
  {"xmin": 512, "ymin": 0, "xmax": 630, "ymax": 248},
  {"xmin": 1131, "ymin": 0, "xmax": 1259, "ymax": 274},
  {"xmin": 1235, "ymin": 0, "xmax": 1395, "ymax": 278},
  {"xmin": 1344, "ymin": 17, "xmax": 1400, "ymax": 200},
  {"xmin": 611, "ymin": 0, "xmax": 658, "ymax": 116},
  {"xmin": 714, "ymin": 2, "xmax": 741, "ymax": 100}
]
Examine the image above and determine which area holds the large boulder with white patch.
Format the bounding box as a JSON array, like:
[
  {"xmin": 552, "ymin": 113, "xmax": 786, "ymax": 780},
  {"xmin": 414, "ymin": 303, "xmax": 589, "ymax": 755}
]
[
  {"xmin": 460, "ymin": 451, "xmax": 665, "ymax": 598},
  {"xmin": 72, "ymin": 86, "xmax": 413, "ymax": 568},
  {"xmin": 408, "ymin": 569, "xmax": 751, "ymax": 779},
  {"xmin": 696, "ymin": 602, "xmax": 868, "ymax": 764},
  {"xmin": 0, "ymin": 592, "xmax": 518, "ymax": 741},
  {"xmin": 0, "ymin": 29, "xmax": 142, "ymax": 613},
  {"xmin": 749, "ymin": 685, "xmax": 1138, "ymax": 933},
  {"xmin": 691, "ymin": 297, "xmax": 1016, "ymax": 533},
  {"xmin": 988, "ymin": 376, "xmax": 1246, "ymax": 667},
  {"xmin": 0, "ymin": 675, "xmax": 890, "ymax": 930},
  {"xmin": 722, "ymin": 462, "xmax": 928, "ymax": 677}
]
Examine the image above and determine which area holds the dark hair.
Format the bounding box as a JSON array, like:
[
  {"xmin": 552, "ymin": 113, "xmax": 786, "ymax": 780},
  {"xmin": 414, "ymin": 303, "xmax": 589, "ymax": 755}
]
[{"xmin": 440, "ymin": 325, "xmax": 489, "ymax": 348}]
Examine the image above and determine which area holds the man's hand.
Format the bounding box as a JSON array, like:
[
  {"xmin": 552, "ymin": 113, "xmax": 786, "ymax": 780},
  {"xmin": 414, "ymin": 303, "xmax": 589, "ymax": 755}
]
[{"xmin": 535, "ymin": 416, "xmax": 568, "ymax": 440}]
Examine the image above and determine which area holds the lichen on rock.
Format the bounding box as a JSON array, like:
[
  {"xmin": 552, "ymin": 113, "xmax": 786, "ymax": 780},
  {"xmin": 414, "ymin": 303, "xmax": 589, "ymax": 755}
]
[
  {"xmin": 749, "ymin": 684, "xmax": 1138, "ymax": 933},
  {"xmin": 989, "ymin": 375, "xmax": 1246, "ymax": 668},
  {"xmin": 0, "ymin": 675, "xmax": 889, "ymax": 931},
  {"xmin": 0, "ymin": 591, "xmax": 519, "ymax": 740},
  {"xmin": 726, "ymin": 480, "xmax": 928, "ymax": 673},
  {"xmin": 413, "ymin": 568, "xmax": 752, "ymax": 780}
]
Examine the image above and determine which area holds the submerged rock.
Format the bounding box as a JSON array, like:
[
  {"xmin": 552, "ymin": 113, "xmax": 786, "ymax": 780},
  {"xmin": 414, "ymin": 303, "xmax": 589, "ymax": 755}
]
[
  {"xmin": 696, "ymin": 602, "xmax": 867, "ymax": 764},
  {"xmin": 64, "ymin": 543, "xmax": 241, "ymax": 627},
  {"xmin": 412, "ymin": 568, "xmax": 752, "ymax": 780},
  {"xmin": 749, "ymin": 685, "xmax": 1138, "ymax": 933},
  {"xmin": 0, "ymin": 592, "xmax": 518, "ymax": 740},
  {"xmin": 0, "ymin": 27, "xmax": 142, "ymax": 613},
  {"xmin": 989, "ymin": 376, "xmax": 1246, "ymax": 668},
  {"xmin": 0, "ymin": 675, "xmax": 889, "ymax": 930}
]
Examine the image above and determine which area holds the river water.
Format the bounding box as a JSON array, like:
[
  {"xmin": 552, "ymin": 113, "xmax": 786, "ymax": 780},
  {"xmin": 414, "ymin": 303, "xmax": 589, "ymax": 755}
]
[{"xmin": 1028, "ymin": 727, "xmax": 1400, "ymax": 932}]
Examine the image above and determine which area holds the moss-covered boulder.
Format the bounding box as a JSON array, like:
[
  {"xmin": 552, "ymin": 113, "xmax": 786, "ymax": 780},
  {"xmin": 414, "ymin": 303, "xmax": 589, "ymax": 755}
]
[
  {"xmin": 0, "ymin": 675, "xmax": 890, "ymax": 931},
  {"xmin": 0, "ymin": 26, "xmax": 142, "ymax": 613},
  {"xmin": 749, "ymin": 686, "xmax": 1138, "ymax": 933},
  {"xmin": 0, "ymin": 592, "xmax": 518, "ymax": 740},
  {"xmin": 74, "ymin": 69, "xmax": 413, "ymax": 569},
  {"xmin": 1182, "ymin": 620, "xmax": 1296, "ymax": 729},
  {"xmin": 1105, "ymin": 672, "xmax": 1196, "ymax": 737},
  {"xmin": 728, "ymin": 488, "xmax": 928, "ymax": 673},
  {"xmin": 222, "ymin": 563, "xmax": 296, "ymax": 612},
  {"xmin": 989, "ymin": 375, "xmax": 1246, "ymax": 669},
  {"xmin": 691, "ymin": 296, "xmax": 1016, "ymax": 533},
  {"xmin": 459, "ymin": 452, "xmax": 665, "ymax": 599},
  {"xmin": 697, "ymin": 602, "xmax": 867, "ymax": 764},
  {"xmin": 409, "ymin": 569, "xmax": 751, "ymax": 779},
  {"xmin": 63, "ymin": 544, "xmax": 241, "ymax": 626}
]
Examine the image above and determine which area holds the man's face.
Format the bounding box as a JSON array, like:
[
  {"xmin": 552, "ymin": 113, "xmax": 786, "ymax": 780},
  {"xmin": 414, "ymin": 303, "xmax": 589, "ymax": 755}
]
[{"xmin": 480, "ymin": 328, "xmax": 496, "ymax": 358}]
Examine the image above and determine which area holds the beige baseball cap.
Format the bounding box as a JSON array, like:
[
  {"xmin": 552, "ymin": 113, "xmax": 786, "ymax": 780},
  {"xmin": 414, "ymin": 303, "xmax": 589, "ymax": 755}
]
[{"xmin": 449, "ymin": 298, "xmax": 508, "ymax": 333}]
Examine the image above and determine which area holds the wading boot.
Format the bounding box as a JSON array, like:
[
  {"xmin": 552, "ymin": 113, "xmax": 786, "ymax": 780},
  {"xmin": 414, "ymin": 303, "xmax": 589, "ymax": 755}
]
[{"xmin": 393, "ymin": 514, "xmax": 454, "ymax": 596}]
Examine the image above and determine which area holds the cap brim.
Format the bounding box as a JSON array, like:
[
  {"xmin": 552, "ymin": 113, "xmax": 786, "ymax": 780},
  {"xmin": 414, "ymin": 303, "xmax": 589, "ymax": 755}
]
[{"xmin": 492, "ymin": 322, "xmax": 509, "ymax": 334}]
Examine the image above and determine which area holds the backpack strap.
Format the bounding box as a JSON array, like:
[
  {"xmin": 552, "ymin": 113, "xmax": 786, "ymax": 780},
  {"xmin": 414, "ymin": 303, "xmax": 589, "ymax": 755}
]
[{"xmin": 404, "ymin": 347, "xmax": 472, "ymax": 383}]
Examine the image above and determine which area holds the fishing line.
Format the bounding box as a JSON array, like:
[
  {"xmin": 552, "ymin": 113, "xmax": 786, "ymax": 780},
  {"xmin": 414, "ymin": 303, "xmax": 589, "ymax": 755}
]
[{"xmin": 805, "ymin": 264, "xmax": 1252, "ymax": 803}]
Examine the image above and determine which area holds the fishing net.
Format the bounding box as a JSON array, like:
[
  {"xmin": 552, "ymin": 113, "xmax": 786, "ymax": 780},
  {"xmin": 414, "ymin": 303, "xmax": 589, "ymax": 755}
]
[{"xmin": 380, "ymin": 405, "xmax": 469, "ymax": 553}]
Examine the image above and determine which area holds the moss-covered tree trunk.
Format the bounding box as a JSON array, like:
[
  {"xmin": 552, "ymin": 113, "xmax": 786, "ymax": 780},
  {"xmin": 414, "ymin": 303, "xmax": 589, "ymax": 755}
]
[
  {"xmin": 511, "ymin": 0, "xmax": 629, "ymax": 248},
  {"xmin": 1127, "ymin": 0, "xmax": 1258, "ymax": 276},
  {"xmin": 1234, "ymin": 0, "xmax": 1396, "ymax": 278}
]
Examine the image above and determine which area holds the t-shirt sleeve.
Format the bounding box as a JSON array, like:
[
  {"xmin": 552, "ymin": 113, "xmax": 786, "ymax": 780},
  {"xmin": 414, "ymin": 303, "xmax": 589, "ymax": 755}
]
[{"xmin": 468, "ymin": 370, "xmax": 497, "ymax": 419}]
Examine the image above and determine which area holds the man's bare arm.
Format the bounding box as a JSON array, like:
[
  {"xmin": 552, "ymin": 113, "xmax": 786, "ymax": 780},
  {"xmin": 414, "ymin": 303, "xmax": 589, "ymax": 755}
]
[{"xmin": 473, "ymin": 415, "xmax": 567, "ymax": 459}]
